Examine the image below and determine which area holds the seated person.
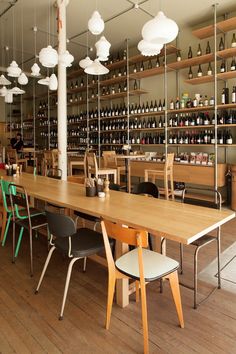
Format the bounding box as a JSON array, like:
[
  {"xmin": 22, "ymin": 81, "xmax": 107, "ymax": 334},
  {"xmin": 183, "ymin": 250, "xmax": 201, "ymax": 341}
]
[{"xmin": 11, "ymin": 133, "xmax": 24, "ymax": 153}]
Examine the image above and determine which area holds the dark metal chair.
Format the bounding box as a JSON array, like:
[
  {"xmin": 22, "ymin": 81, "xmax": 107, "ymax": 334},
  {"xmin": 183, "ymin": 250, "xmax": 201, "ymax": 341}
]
[
  {"xmin": 162, "ymin": 187, "xmax": 222, "ymax": 309},
  {"xmin": 35, "ymin": 210, "xmax": 108, "ymax": 320},
  {"xmin": 134, "ymin": 182, "xmax": 159, "ymax": 251},
  {"xmin": 9, "ymin": 183, "xmax": 48, "ymax": 276}
]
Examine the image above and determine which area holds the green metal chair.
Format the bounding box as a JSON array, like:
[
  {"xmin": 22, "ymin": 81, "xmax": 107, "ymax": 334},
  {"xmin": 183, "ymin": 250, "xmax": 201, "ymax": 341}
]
[
  {"xmin": 1, "ymin": 179, "xmax": 16, "ymax": 248},
  {"xmin": 9, "ymin": 183, "xmax": 48, "ymax": 276}
]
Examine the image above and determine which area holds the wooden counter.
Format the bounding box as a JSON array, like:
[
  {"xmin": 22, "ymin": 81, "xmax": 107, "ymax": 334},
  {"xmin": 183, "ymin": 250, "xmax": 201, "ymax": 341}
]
[{"xmin": 128, "ymin": 161, "xmax": 227, "ymax": 187}]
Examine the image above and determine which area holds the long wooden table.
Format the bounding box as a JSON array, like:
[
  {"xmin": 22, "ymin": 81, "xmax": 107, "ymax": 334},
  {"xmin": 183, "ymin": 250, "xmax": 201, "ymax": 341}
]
[{"xmin": 2, "ymin": 173, "xmax": 235, "ymax": 307}]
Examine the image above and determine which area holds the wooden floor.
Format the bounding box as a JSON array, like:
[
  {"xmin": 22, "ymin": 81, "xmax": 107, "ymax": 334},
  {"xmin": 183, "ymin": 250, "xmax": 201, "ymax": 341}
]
[{"xmin": 0, "ymin": 217, "xmax": 236, "ymax": 354}]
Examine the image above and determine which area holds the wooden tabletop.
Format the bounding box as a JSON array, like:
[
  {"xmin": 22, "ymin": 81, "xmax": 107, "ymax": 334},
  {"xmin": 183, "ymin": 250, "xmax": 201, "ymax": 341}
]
[{"xmin": 2, "ymin": 173, "xmax": 235, "ymax": 245}]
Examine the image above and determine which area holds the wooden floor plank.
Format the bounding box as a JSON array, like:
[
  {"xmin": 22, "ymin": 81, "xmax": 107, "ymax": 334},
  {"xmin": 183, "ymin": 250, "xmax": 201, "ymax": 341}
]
[{"xmin": 0, "ymin": 218, "xmax": 236, "ymax": 353}]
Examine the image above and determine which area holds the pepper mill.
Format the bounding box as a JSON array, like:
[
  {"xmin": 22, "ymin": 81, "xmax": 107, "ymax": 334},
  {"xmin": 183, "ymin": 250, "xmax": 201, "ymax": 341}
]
[{"xmin": 104, "ymin": 178, "xmax": 110, "ymax": 195}]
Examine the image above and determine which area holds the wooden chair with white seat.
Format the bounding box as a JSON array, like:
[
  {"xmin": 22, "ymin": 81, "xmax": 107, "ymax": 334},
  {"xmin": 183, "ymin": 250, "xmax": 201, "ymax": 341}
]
[
  {"xmin": 85, "ymin": 152, "xmax": 117, "ymax": 183},
  {"xmin": 102, "ymin": 151, "xmax": 125, "ymax": 185},
  {"xmin": 101, "ymin": 219, "xmax": 184, "ymax": 354},
  {"xmin": 144, "ymin": 153, "xmax": 175, "ymax": 200}
]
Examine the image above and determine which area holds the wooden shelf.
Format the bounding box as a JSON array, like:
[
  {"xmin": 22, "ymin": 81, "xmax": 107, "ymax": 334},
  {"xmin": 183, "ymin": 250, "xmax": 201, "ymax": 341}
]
[
  {"xmin": 167, "ymin": 106, "xmax": 215, "ymax": 114},
  {"xmin": 129, "ymin": 44, "xmax": 179, "ymax": 64},
  {"xmin": 130, "ymin": 111, "xmax": 164, "ymax": 117},
  {"xmin": 217, "ymin": 47, "xmax": 236, "ymax": 59},
  {"xmin": 69, "ymin": 86, "xmax": 87, "ymax": 94},
  {"xmin": 169, "ymin": 144, "xmax": 236, "ymax": 147},
  {"xmin": 168, "ymin": 53, "xmax": 214, "ymax": 70},
  {"xmin": 217, "ymin": 103, "xmax": 236, "ymax": 110},
  {"xmin": 105, "ymin": 59, "xmax": 126, "ymax": 71},
  {"xmin": 185, "ymin": 75, "xmax": 214, "ymax": 85},
  {"xmin": 217, "ymin": 70, "xmax": 236, "ymax": 80},
  {"xmin": 99, "ymin": 89, "xmax": 147, "ymax": 101},
  {"xmin": 193, "ymin": 16, "xmax": 236, "ymax": 39},
  {"xmin": 129, "ymin": 66, "xmax": 168, "ymax": 79},
  {"xmin": 67, "ymin": 67, "xmax": 84, "ymax": 80},
  {"xmin": 99, "ymin": 75, "xmax": 130, "ymax": 87},
  {"xmin": 168, "ymin": 125, "xmax": 214, "ymax": 130},
  {"xmin": 100, "ymin": 127, "xmax": 164, "ymax": 134}
]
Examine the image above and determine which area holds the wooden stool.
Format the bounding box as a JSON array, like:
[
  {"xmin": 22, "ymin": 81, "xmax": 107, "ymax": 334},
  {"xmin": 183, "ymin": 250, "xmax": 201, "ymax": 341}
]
[{"xmin": 144, "ymin": 153, "xmax": 175, "ymax": 200}]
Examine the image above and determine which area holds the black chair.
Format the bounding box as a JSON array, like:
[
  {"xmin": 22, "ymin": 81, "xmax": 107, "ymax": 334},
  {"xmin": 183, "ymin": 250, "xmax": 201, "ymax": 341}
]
[
  {"xmin": 134, "ymin": 182, "xmax": 159, "ymax": 250},
  {"xmin": 162, "ymin": 187, "xmax": 222, "ymax": 309},
  {"xmin": 35, "ymin": 210, "xmax": 108, "ymax": 320},
  {"xmin": 9, "ymin": 183, "xmax": 48, "ymax": 276}
]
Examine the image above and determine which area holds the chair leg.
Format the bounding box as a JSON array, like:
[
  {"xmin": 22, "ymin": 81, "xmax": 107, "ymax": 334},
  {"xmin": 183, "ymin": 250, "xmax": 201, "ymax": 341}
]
[
  {"xmin": 35, "ymin": 246, "xmax": 56, "ymax": 293},
  {"xmin": 59, "ymin": 257, "xmax": 80, "ymax": 320},
  {"xmin": 2, "ymin": 213, "xmax": 11, "ymax": 246},
  {"xmin": 164, "ymin": 173, "xmax": 168, "ymax": 200},
  {"xmin": 168, "ymin": 271, "xmax": 184, "ymax": 328},
  {"xmin": 12, "ymin": 220, "xmax": 16, "ymax": 264},
  {"xmin": 170, "ymin": 173, "xmax": 175, "ymax": 200},
  {"xmin": 29, "ymin": 228, "xmax": 33, "ymax": 277},
  {"xmin": 148, "ymin": 233, "xmax": 153, "ymax": 251},
  {"xmin": 144, "ymin": 170, "xmax": 148, "ymax": 182},
  {"xmin": 179, "ymin": 244, "xmax": 184, "ymax": 274},
  {"xmin": 106, "ymin": 274, "xmax": 116, "ymax": 330},
  {"xmin": 135, "ymin": 281, "xmax": 140, "ymax": 303},
  {"xmin": 217, "ymin": 227, "xmax": 221, "ymax": 289},
  {"xmin": 83, "ymin": 257, "xmax": 87, "ymax": 272},
  {"xmin": 140, "ymin": 280, "xmax": 149, "ymax": 354},
  {"xmin": 14, "ymin": 227, "xmax": 24, "ymax": 258},
  {"xmin": 0, "ymin": 209, "xmax": 7, "ymax": 243},
  {"xmin": 193, "ymin": 246, "xmax": 200, "ymax": 309}
]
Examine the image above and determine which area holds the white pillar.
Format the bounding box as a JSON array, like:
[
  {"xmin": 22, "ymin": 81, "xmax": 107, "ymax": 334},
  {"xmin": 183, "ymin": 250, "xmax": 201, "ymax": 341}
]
[{"xmin": 57, "ymin": 0, "xmax": 69, "ymax": 180}]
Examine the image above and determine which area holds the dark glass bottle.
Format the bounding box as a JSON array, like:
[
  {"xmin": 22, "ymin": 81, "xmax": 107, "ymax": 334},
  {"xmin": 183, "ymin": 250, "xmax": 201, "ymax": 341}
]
[
  {"xmin": 188, "ymin": 46, "xmax": 193, "ymax": 59},
  {"xmin": 206, "ymin": 41, "xmax": 211, "ymax": 54}
]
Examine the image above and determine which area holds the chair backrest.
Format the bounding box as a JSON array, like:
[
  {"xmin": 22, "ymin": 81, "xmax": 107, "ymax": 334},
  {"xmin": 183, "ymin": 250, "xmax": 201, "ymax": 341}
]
[
  {"xmin": 7, "ymin": 149, "xmax": 17, "ymax": 164},
  {"xmin": 86, "ymin": 152, "xmax": 98, "ymax": 175},
  {"xmin": 182, "ymin": 187, "xmax": 222, "ymax": 210},
  {"xmin": 135, "ymin": 182, "xmax": 159, "ymax": 198},
  {"xmin": 46, "ymin": 210, "xmax": 76, "ymax": 238},
  {"xmin": 103, "ymin": 151, "xmax": 117, "ymax": 168},
  {"xmin": 1, "ymin": 179, "xmax": 15, "ymax": 213},
  {"xmin": 43, "ymin": 150, "xmax": 53, "ymax": 162},
  {"xmin": 52, "ymin": 149, "xmax": 58, "ymax": 167},
  {"xmin": 8, "ymin": 184, "xmax": 31, "ymax": 220},
  {"xmin": 101, "ymin": 219, "xmax": 148, "ymax": 275},
  {"xmin": 47, "ymin": 168, "xmax": 62, "ymax": 180},
  {"xmin": 165, "ymin": 153, "xmax": 174, "ymax": 170}
]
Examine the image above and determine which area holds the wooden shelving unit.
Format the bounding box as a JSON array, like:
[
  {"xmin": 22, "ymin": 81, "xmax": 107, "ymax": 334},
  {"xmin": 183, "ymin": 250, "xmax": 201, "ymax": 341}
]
[
  {"xmin": 168, "ymin": 53, "xmax": 214, "ymax": 70},
  {"xmin": 129, "ymin": 66, "xmax": 167, "ymax": 79},
  {"xmin": 185, "ymin": 70, "xmax": 236, "ymax": 85},
  {"xmin": 192, "ymin": 15, "xmax": 236, "ymax": 39}
]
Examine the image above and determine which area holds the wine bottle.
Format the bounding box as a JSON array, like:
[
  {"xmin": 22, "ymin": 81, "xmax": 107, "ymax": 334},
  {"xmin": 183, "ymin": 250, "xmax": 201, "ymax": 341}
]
[
  {"xmin": 148, "ymin": 59, "xmax": 152, "ymax": 69},
  {"xmin": 206, "ymin": 41, "xmax": 211, "ymax": 54},
  {"xmin": 175, "ymin": 97, "xmax": 180, "ymax": 110},
  {"xmin": 220, "ymin": 60, "xmax": 226, "ymax": 73},
  {"xmin": 219, "ymin": 37, "xmax": 224, "ymax": 51},
  {"xmin": 188, "ymin": 66, "xmax": 193, "ymax": 79},
  {"xmin": 232, "ymin": 33, "xmax": 236, "ymax": 48},
  {"xmin": 188, "ymin": 46, "xmax": 193, "ymax": 59},
  {"xmin": 158, "ymin": 99, "xmax": 162, "ymax": 111},
  {"xmin": 156, "ymin": 56, "xmax": 160, "ymax": 67},
  {"xmin": 232, "ymin": 86, "xmax": 236, "ymax": 104},
  {"xmin": 207, "ymin": 62, "xmax": 213, "ymax": 76},
  {"xmin": 176, "ymin": 50, "xmax": 181, "ymax": 62},
  {"xmin": 140, "ymin": 61, "xmax": 144, "ymax": 72},
  {"xmin": 197, "ymin": 64, "xmax": 203, "ymax": 77},
  {"xmin": 197, "ymin": 43, "xmax": 202, "ymax": 56},
  {"xmin": 150, "ymin": 101, "xmax": 154, "ymax": 112},
  {"xmin": 133, "ymin": 80, "xmax": 138, "ymax": 90},
  {"xmin": 204, "ymin": 95, "xmax": 209, "ymax": 106},
  {"xmin": 170, "ymin": 99, "xmax": 174, "ymax": 110},
  {"xmin": 133, "ymin": 64, "xmax": 137, "ymax": 73},
  {"xmin": 230, "ymin": 57, "xmax": 236, "ymax": 71}
]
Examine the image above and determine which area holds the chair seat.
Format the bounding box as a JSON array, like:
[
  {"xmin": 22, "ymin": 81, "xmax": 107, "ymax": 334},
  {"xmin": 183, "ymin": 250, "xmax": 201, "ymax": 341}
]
[
  {"xmin": 55, "ymin": 228, "xmax": 109, "ymax": 258},
  {"xmin": 74, "ymin": 210, "xmax": 100, "ymax": 223},
  {"xmin": 115, "ymin": 248, "xmax": 179, "ymax": 281},
  {"xmin": 191, "ymin": 234, "xmax": 216, "ymax": 247},
  {"xmin": 15, "ymin": 209, "xmax": 47, "ymax": 230}
]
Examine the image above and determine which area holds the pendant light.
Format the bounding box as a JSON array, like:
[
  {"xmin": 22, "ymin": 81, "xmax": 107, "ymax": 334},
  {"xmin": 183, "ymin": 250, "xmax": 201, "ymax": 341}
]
[
  {"xmin": 95, "ymin": 36, "xmax": 111, "ymax": 61},
  {"xmin": 88, "ymin": 11, "xmax": 104, "ymax": 35},
  {"xmin": 49, "ymin": 73, "xmax": 58, "ymax": 90},
  {"xmin": 7, "ymin": 60, "xmax": 22, "ymax": 78},
  {"xmin": 142, "ymin": 11, "xmax": 178, "ymax": 45},
  {"xmin": 138, "ymin": 39, "xmax": 163, "ymax": 56},
  {"xmin": 4, "ymin": 91, "xmax": 13, "ymax": 103},
  {"xmin": 9, "ymin": 86, "xmax": 25, "ymax": 95},
  {"xmin": 85, "ymin": 58, "xmax": 109, "ymax": 75},
  {"xmin": 18, "ymin": 72, "xmax": 28, "ymax": 85},
  {"xmin": 0, "ymin": 75, "xmax": 11, "ymax": 86},
  {"xmin": 31, "ymin": 63, "xmax": 41, "ymax": 77},
  {"xmin": 79, "ymin": 56, "xmax": 93, "ymax": 69},
  {"xmin": 59, "ymin": 50, "xmax": 74, "ymax": 67},
  {"xmin": 38, "ymin": 76, "xmax": 50, "ymax": 86},
  {"xmin": 0, "ymin": 86, "xmax": 8, "ymax": 96},
  {"xmin": 39, "ymin": 45, "xmax": 58, "ymax": 68}
]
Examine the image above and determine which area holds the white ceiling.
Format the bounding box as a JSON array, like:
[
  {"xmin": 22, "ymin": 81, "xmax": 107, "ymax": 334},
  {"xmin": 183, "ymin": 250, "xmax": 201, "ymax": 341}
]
[{"xmin": 0, "ymin": 0, "xmax": 235, "ymax": 72}]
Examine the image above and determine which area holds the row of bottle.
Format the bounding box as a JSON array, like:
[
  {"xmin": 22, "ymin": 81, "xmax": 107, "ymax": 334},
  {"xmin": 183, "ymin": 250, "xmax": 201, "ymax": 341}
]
[
  {"xmin": 168, "ymin": 130, "xmax": 233, "ymax": 145},
  {"xmin": 187, "ymin": 34, "xmax": 236, "ymax": 59},
  {"xmin": 188, "ymin": 59, "xmax": 236, "ymax": 79}
]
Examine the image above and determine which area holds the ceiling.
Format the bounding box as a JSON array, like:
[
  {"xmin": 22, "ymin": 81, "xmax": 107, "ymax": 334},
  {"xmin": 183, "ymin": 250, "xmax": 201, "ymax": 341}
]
[{"xmin": 0, "ymin": 0, "xmax": 235, "ymax": 73}]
